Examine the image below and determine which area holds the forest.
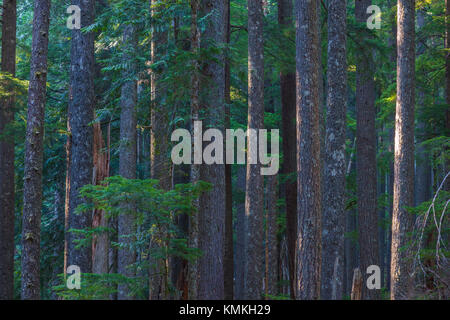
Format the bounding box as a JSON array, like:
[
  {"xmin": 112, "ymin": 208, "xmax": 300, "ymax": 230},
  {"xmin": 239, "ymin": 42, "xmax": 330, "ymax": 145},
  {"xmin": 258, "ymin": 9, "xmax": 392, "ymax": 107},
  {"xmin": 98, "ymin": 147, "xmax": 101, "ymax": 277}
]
[{"xmin": 0, "ymin": 0, "xmax": 448, "ymax": 301}]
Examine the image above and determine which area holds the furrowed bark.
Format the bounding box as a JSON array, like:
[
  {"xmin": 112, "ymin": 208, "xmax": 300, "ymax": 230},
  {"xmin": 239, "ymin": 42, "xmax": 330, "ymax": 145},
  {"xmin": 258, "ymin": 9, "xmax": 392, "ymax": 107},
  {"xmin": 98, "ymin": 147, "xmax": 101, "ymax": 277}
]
[
  {"xmin": 0, "ymin": 0, "xmax": 17, "ymax": 300},
  {"xmin": 245, "ymin": 0, "xmax": 265, "ymax": 300},
  {"xmin": 295, "ymin": 0, "xmax": 322, "ymax": 300},
  {"xmin": 391, "ymin": 0, "xmax": 415, "ymax": 300},
  {"xmin": 21, "ymin": 0, "xmax": 51, "ymax": 300},
  {"xmin": 67, "ymin": 0, "xmax": 95, "ymax": 276},
  {"xmin": 321, "ymin": 0, "xmax": 347, "ymax": 300}
]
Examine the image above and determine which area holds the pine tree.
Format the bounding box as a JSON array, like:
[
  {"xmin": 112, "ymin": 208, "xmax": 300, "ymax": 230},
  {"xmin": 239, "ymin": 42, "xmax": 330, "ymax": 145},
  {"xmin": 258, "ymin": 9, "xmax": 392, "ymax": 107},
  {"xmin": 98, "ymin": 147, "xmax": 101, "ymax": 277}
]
[
  {"xmin": 0, "ymin": 0, "xmax": 17, "ymax": 300},
  {"xmin": 278, "ymin": 0, "xmax": 297, "ymax": 298},
  {"xmin": 391, "ymin": 0, "xmax": 415, "ymax": 300},
  {"xmin": 66, "ymin": 0, "xmax": 96, "ymax": 276},
  {"xmin": 21, "ymin": 0, "xmax": 51, "ymax": 300},
  {"xmin": 245, "ymin": 0, "xmax": 265, "ymax": 300},
  {"xmin": 355, "ymin": 0, "xmax": 380, "ymax": 300},
  {"xmin": 321, "ymin": 0, "xmax": 347, "ymax": 300},
  {"xmin": 118, "ymin": 24, "xmax": 138, "ymax": 300},
  {"xmin": 295, "ymin": 0, "xmax": 322, "ymax": 300}
]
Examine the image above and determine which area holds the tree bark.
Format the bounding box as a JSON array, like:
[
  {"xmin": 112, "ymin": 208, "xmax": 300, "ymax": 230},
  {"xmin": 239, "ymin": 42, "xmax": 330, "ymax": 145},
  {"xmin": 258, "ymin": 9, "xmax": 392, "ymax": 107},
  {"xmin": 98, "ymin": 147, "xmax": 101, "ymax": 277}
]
[
  {"xmin": 197, "ymin": 0, "xmax": 227, "ymax": 300},
  {"xmin": 21, "ymin": 0, "xmax": 51, "ymax": 300},
  {"xmin": 295, "ymin": 0, "xmax": 322, "ymax": 300},
  {"xmin": 391, "ymin": 0, "xmax": 415, "ymax": 300},
  {"xmin": 67, "ymin": 0, "xmax": 95, "ymax": 276},
  {"xmin": 0, "ymin": 0, "xmax": 17, "ymax": 300},
  {"xmin": 224, "ymin": 0, "xmax": 234, "ymax": 301},
  {"xmin": 245, "ymin": 0, "xmax": 265, "ymax": 300},
  {"xmin": 149, "ymin": 0, "xmax": 170, "ymax": 300},
  {"xmin": 355, "ymin": 0, "xmax": 380, "ymax": 300},
  {"xmin": 118, "ymin": 24, "xmax": 138, "ymax": 300},
  {"xmin": 92, "ymin": 123, "xmax": 110, "ymax": 275},
  {"xmin": 415, "ymin": 10, "xmax": 432, "ymax": 206},
  {"xmin": 277, "ymin": 0, "xmax": 297, "ymax": 299},
  {"xmin": 188, "ymin": 0, "xmax": 201, "ymax": 299},
  {"xmin": 265, "ymin": 176, "xmax": 278, "ymax": 298},
  {"xmin": 321, "ymin": 0, "xmax": 347, "ymax": 301},
  {"xmin": 234, "ymin": 166, "xmax": 246, "ymax": 299}
]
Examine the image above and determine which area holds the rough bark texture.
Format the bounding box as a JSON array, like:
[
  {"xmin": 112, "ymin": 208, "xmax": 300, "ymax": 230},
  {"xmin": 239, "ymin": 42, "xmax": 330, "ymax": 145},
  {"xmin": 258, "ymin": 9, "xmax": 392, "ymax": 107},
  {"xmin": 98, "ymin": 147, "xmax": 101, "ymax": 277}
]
[
  {"xmin": 188, "ymin": 0, "xmax": 201, "ymax": 299},
  {"xmin": 245, "ymin": 0, "xmax": 264, "ymax": 300},
  {"xmin": 295, "ymin": 0, "xmax": 322, "ymax": 300},
  {"xmin": 224, "ymin": 0, "xmax": 234, "ymax": 300},
  {"xmin": 67, "ymin": 0, "xmax": 95, "ymax": 276},
  {"xmin": 321, "ymin": 0, "xmax": 347, "ymax": 301},
  {"xmin": 351, "ymin": 268, "xmax": 363, "ymax": 300},
  {"xmin": 21, "ymin": 0, "xmax": 51, "ymax": 300},
  {"xmin": 265, "ymin": 176, "xmax": 278, "ymax": 297},
  {"xmin": 355, "ymin": 0, "xmax": 380, "ymax": 300},
  {"xmin": 149, "ymin": 0, "xmax": 170, "ymax": 300},
  {"xmin": 92, "ymin": 123, "xmax": 110, "ymax": 275},
  {"xmin": 234, "ymin": 166, "xmax": 246, "ymax": 299},
  {"xmin": 197, "ymin": 0, "xmax": 227, "ymax": 300},
  {"xmin": 391, "ymin": 0, "xmax": 415, "ymax": 300},
  {"xmin": 118, "ymin": 24, "xmax": 138, "ymax": 300},
  {"xmin": 0, "ymin": 0, "xmax": 17, "ymax": 300},
  {"xmin": 278, "ymin": 0, "xmax": 297, "ymax": 299}
]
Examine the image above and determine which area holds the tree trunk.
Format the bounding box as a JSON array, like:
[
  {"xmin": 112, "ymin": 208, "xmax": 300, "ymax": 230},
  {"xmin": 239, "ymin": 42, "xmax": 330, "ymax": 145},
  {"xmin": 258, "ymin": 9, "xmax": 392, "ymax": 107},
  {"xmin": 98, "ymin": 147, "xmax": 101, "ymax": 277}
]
[
  {"xmin": 321, "ymin": 0, "xmax": 347, "ymax": 301},
  {"xmin": 415, "ymin": 10, "xmax": 432, "ymax": 206},
  {"xmin": 118, "ymin": 24, "xmax": 138, "ymax": 300},
  {"xmin": 265, "ymin": 176, "xmax": 278, "ymax": 298},
  {"xmin": 234, "ymin": 166, "xmax": 246, "ymax": 299},
  {"xmin": 224, "ymin": 0, "xmax": 234, "ymax": 301},
  {"xmin": 277, "ymin": 0, "xmax": 297, "ymax": 299},
  {"xmin": 188, "ymin": 0, "xmax": 201, "ymax": 300},
  {"xmin": 391, "ymin": 0, "xmax": 415, "ymax": 300},
  {"xmin": 245, "ymin": 0, "xmax": 264, "ymax": 300},
  {"xmin": 21, "ymin": 0, "xmax": 51, "ymax": 300},
  {"xmin": 66, "ymin": 0, "xmax": 95, "ymax": 276},
  {"xmin": 446, "ymin": 0, "xmax": 450, "ymax": 134},
  {"xmin": 92, "ymin": 123, "xmax": 110, "ymax": 275},
  {"xmin": 355, "ymin": 0, "xmax": 380, "ymax": 300},
  {"xmin": 295, "ymin": 0, "xmax": 322, "ymax": 300},
  {"xmin": 0, "ymin": 0, "xmax": 17, "ymax": 300},
  {"xmin": 197, "ymin": 0, "xmax": 227, "ymax": 300},
  {"xmin": 149, "ymin": 0, "xmax": 170, "ymax": 300},
  {"xmin": 350, "ymin": 268, "xmax": 363, "ymax": 300}
]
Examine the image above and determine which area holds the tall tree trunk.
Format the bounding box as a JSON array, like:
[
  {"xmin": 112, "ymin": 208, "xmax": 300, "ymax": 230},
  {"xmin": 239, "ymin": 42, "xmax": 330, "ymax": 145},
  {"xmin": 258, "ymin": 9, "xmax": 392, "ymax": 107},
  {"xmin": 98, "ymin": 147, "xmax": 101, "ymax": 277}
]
[
  {"xmin": 67, "ymin": 0, "xmax": 95, "ymax": 276},
  {"xmin": 92, "ymin": 123, "xmax": 110, "ymax": 275},
  {"xmin": 188, "ymin": 0, "xmax": 201, "ymax": 300},
  {"xmin": 21, "ymin": 0, "xmax": 51, "ymax": 300},
  {"xmin": 446, "ymin": 0, "xmax": 450, "ymax": 134},
  {"xmin": 391, "ymin": 0, "xmax": 415, "ymax": 300},
  {"xmin": 224, "ymin": 0, "xmax": 234, "ymax": 301},
  {"xmin": 245, "ymin": 0, "xmax": 264, "ymax": 300},
  {"xmin": 0, "ymin": 0, "xmax": 17, "ymax": 300},
  {"xmin": 197, "ymin": 0, "xmax": 227, "ymax": 300},
  {"xmin": 295, "ymin": 0, "xmax": 322, "ymax": 300},
  {"xmin": 321, "ymin": 0, "xmax": 347, "ymax": 301},
  {"xmin": 265, "ymin": 176, "xmax": 278, "ymax": 298},
  {"xmin": 149, "ymin": 0, "xmax": 170, "ymax": 300},
  {"xmin": 355, "ymin": 0, "xmax": 380, "ymax": 300},
  {"xmin": 234, "ymin": 166, "xmax": 246, "ymax": 299},
  {"xmin": 415, "ymin": 10, "xmax": 432, "ymax": 206},
  {"xmin": 277, "ymin": 0, "xmax": 297, "ymax": 299},
  {"xmin": 118, "ymin": 24, "xmax": 138, "ymax": 300}
]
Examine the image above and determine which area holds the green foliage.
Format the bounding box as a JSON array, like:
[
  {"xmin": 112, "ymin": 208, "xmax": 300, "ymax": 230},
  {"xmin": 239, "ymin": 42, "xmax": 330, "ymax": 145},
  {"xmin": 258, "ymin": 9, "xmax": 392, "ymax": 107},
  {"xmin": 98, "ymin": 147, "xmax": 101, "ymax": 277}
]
[{"xmin": 54, "ymin": 176, "xmax": 210, "ymax": 299}]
